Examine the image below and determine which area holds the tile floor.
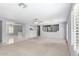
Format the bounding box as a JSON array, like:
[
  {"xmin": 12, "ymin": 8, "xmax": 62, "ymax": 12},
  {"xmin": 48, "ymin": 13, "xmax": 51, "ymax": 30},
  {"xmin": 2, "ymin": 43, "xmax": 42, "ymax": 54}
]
[{"xmin": 0, "ymin": 37, "xmax": 69, "ymax": 56}]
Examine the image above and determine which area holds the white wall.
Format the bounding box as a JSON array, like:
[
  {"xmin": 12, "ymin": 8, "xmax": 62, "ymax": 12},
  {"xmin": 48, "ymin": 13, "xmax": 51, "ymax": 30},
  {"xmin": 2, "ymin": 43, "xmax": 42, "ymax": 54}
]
[
  {"xmin": 40, "ymin": 23, "xmax": 65, "ymax": 39},
  {"xmin": 25, "ymin": 24, "xmax": 37, "ymax": 39},
  {"xmin": 66, "ymin": 4, "xmax": 76, "ymax": 56},
  {"xmin": 1, "ymin": 18, "xmax": 7, "ymax": 44}
]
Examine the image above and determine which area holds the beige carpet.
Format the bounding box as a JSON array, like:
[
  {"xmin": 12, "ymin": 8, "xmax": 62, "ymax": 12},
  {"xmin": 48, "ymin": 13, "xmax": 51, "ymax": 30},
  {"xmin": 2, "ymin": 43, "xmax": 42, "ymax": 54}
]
[{"xmin": 0, "ymin": 37, "xmax": 69, "ymax": 56}]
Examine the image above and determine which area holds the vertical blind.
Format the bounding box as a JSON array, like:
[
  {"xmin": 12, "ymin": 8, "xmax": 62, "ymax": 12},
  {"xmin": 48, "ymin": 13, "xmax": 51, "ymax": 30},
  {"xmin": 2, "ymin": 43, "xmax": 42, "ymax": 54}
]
[{"xmin": 71, "ymin": 4, "xmax": 79, "ymax": 55}]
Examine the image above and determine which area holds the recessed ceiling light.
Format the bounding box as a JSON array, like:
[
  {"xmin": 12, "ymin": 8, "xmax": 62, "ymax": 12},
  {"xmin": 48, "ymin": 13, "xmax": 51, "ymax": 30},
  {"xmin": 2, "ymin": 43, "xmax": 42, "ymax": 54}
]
[{"xmin": 18, "ymin": 3, "xmax": 27, "ymax": 8}]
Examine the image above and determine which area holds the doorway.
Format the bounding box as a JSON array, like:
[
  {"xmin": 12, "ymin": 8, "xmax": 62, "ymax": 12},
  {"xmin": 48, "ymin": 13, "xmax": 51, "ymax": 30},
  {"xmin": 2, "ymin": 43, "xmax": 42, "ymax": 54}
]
[
  {"xmin": 0, "ymin": 21, "xmax": 2, "ymax": 43},
  {"xmin": 37, "ymin": 25, "xmax": 40, "ymax": 36}
]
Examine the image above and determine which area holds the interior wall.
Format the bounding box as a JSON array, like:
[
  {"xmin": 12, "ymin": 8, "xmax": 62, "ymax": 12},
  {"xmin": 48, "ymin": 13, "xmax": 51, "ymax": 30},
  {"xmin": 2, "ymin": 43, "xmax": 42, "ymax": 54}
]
[
  {"xmin": 1, "ymin": 18, "xmax": 6, "ymax": 44},
  {"xmin": 0, "ymin": 21, "xmax": 2, "ymax": 42},
  {"xmin": 40, "ymin": 23, "xmax": 65, "ymax": 39},
  {"xmin": 66, "ymin": 4, "xmax": 75, "ymax": 56},
  {"xmin": 25, "ymin": 24, "xmax": 37, "ymax": 38},
  {"xmin": 67, "ymin": 11, "xmax": 74, "ymax": 56},
  {"xmin": 66, "ymin": 23, "xmax": 68, "ymax": 41}
]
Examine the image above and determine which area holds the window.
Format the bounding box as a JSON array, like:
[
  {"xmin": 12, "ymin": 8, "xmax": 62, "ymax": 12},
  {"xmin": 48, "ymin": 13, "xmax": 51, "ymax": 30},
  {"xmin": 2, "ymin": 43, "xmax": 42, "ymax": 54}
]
[
  {"xmin": 42, "ymin": 24, "xmax": 59, "ymax": 32},
  {"xmin": 8, "ymin": 24, "xmax": 14, "ymax": 34}
]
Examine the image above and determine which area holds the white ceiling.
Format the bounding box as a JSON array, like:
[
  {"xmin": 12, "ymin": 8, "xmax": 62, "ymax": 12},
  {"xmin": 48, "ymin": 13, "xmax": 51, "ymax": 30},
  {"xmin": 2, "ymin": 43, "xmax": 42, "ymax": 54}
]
[{"xmin": 0, "ymin": 3, "xmax": 72, "ymax": 24}]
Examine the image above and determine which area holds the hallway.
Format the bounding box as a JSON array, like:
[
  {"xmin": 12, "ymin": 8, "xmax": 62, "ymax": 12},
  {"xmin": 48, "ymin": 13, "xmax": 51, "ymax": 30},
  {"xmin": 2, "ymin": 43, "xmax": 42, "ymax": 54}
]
[{"xmin": 0, "ymin": 37, "xmax": 69, "ymax": 56}]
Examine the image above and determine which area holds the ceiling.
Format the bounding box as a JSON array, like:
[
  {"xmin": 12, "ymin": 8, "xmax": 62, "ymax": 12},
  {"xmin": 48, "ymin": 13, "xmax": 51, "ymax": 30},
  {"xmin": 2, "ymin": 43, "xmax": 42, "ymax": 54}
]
[{"xmin": 0, "ymin": 3, "xmax": 73, "ymax": 24}]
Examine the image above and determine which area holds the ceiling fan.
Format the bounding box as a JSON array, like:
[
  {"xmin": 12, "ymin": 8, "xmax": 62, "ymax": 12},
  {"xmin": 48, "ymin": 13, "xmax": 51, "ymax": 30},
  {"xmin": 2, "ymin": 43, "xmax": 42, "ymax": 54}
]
[
  {"xmin": 18, "ymin": 3, "xmax": 27, "ymax": 8},
  {"xmin": 33, "ymin": 18, "xmax": 43, "ymax": 25}
]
